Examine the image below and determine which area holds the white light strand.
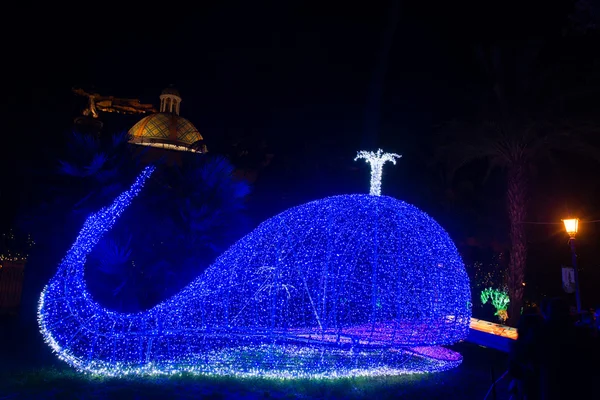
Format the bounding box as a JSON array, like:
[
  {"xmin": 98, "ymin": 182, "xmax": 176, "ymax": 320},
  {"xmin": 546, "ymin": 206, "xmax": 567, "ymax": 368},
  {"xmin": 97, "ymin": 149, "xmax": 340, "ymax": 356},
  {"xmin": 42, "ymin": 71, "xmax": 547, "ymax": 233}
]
[
  {"xmin": 38, "ymin": 165, "xmax": 471, "ymax": 378},
  {"xmin": 355, "ymin": 149, "xmax": 402, "ymax": 196}
]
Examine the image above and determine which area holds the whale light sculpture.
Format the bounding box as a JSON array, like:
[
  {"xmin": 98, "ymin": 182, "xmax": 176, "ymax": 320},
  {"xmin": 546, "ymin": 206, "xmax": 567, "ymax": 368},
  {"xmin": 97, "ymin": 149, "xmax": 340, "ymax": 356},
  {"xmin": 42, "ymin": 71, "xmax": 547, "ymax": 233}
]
[{"xmin": 38, "ymin": 162, "xmax": 471, "ymax": 378}]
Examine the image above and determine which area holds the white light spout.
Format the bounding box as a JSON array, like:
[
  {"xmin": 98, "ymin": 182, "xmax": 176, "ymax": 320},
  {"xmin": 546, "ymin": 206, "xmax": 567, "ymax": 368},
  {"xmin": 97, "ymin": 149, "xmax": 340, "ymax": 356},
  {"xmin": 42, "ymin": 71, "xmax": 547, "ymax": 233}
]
[{"xmin": 355, "ymin": 149, "xmax": 401, "ymax": 196}]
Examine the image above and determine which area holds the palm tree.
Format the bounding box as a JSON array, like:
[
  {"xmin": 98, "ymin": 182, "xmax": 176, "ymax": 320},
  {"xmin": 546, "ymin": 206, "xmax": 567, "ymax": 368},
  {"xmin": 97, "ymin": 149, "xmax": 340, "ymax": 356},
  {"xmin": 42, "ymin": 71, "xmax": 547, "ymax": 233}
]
[
  {"xmin": 15, "ymin": 130, "xmax": 146, "ymax": 319},
  {"xmin": 57, "ymin": 130, "xmax": 146, "ymax": 214},
  {"xmin": 19, "ymin": 129, "xmax": 144, "ymax": 261},
  {"xmin": 87, "ymin": 154, "xmax": 252, "ymax": 311},
  {"xmin": 436, "ymin": 33, "xmax": 600, "ymax": 325},
  {"xmin": 163, "ymin": 154, "xmax": 251, "ymax": 254}
]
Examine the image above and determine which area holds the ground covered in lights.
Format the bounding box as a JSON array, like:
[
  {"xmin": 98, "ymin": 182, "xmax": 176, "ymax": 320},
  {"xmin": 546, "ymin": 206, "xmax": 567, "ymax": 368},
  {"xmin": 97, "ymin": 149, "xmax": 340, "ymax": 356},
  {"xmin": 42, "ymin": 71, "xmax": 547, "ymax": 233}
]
[{"xmin": 1, "ymin": 321, "xmax": 510, "ymax": 400}]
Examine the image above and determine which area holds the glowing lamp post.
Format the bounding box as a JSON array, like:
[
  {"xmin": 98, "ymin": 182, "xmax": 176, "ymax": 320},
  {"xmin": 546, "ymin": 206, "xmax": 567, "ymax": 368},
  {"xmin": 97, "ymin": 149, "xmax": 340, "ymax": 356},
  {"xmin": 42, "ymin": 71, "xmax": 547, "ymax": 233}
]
[{"xmin": 562, "ymin": 218, "xmax": 582, "ymax": 314}]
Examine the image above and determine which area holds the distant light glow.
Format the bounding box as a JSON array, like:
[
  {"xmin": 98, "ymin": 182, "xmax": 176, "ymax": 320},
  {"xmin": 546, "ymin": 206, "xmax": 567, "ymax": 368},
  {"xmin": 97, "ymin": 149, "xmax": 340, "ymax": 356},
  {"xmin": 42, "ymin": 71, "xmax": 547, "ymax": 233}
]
[
  {"xmin": 355, "ymin": 149, "xmax": 402, "ymax": 196},
  {"xmin": 38, "ymin": 165, "xmax": 470, "ymax": 378}
]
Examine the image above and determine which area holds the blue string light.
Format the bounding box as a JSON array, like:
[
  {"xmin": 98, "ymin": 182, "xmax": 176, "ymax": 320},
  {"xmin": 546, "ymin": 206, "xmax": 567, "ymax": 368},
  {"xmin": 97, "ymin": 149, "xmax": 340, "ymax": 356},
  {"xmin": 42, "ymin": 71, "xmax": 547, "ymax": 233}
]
[{"xmin": 38, "ymin": 165, "xmax": 471, "ymax": 378}]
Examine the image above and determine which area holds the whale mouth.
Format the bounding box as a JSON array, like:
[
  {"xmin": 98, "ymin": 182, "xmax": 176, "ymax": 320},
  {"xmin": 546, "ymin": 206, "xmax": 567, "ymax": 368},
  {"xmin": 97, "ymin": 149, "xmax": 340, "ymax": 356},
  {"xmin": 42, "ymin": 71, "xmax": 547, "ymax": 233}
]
[{"xmin": 38, "ymin": 165, "xmax": 470, "ymax": 379}]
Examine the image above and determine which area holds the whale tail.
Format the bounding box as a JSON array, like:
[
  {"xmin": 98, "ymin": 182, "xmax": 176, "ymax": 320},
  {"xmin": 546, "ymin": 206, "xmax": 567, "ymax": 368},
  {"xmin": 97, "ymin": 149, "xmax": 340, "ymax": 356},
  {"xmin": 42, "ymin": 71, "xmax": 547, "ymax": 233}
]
[{"xmin": 38, "ymin": 166, "xmax": 162, "ymax": 373}]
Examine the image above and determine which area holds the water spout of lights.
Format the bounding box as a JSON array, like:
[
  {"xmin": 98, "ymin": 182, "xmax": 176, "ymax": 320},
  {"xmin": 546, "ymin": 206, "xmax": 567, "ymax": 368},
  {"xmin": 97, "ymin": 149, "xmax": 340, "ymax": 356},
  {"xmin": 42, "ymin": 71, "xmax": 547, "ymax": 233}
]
[{"xmin": 354, "ymin": 149, "xmax": 401, "ymax": 196}]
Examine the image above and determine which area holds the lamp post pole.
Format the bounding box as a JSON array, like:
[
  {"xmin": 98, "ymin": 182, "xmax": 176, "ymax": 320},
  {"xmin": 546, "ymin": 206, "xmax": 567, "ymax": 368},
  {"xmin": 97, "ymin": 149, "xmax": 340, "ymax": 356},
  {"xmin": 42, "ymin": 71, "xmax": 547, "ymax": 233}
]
[
  {"xmin": 569, "ymin": 236, "xmax": 582, "ymax": 314},
  {"xmin": 563, "ymin": 218, "xmax": 582, "ymax": 315}
]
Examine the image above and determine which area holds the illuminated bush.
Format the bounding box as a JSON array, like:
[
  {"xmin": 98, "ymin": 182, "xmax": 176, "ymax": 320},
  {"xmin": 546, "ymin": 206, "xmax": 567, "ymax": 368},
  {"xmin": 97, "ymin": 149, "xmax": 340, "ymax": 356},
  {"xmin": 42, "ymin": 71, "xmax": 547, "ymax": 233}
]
[
  {"xmin": 38, "ymin": 166, "xmax": 471, "ymax": 378},
  {"xmin": 481, "ymin": 287, "xmax": 510, "ymax": 322}
]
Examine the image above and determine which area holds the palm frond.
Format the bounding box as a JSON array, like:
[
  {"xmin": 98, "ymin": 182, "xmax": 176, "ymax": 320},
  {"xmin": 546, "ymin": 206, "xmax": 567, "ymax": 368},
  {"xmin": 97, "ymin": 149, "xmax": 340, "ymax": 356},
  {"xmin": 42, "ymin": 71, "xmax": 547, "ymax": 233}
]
[
  {"xmin": 434, "ymin": 119, "xmax": 508, "ymax": 183},
  {"xmin": 85, "ymin": 153, "xmax": 108, "ymax": 175},
  {"xmin": 93, "ymin": 236, "xmax": 132, "ymax": 275},
  {"xmin": 111, "ymin": 131, "xmax": 132, "ymax": 148},
  {"xmin": 58, "ymin": 160, "xmax": 85, "ymax": 177},
  {"xmin": 66, "ymin": 131, "xmax": 100, "ymax": 153},
  {"xmin": 94, "ymin": 167, "xmax": 120, "ymax": 184}
]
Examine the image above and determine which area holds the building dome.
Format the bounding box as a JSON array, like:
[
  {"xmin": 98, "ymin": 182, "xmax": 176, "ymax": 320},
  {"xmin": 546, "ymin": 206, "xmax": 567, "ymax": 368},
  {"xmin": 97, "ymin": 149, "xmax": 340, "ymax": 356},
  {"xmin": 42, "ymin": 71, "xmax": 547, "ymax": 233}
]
[
  {"xmin": 129, "ymin": 113, "xmax": 205, "ymax": 153},
  {"xmin": 128, "ymin": 87, "xmax": 207, "ymax": 153}
]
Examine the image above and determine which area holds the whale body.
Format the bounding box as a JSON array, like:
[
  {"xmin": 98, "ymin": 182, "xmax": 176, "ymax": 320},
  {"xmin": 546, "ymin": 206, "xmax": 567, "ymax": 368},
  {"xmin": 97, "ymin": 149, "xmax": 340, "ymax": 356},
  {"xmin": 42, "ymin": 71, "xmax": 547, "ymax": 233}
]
[{"xmin": 38, "ymin": 166, "xmax": 471, "ymax": 377}]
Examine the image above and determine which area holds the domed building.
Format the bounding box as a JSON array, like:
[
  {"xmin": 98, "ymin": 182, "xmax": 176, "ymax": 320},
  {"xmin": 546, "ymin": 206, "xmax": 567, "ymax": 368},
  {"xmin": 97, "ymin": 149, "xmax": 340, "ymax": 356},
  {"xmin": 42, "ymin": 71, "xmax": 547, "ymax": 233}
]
[{"xmin": 128, "ymin": 88, "xmax": 207, "ymax": 153}]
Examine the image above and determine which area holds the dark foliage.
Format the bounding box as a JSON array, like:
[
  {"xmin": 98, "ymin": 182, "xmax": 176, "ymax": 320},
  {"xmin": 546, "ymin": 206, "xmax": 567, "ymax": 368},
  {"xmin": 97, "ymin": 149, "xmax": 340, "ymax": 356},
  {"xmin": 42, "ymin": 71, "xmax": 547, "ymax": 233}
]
[
  {"xmin": 17, "ymin": 129, "xmax": 251, "ymax": 314},
  {"xmin": 433, "ymin": 10, "xmax": 600, "ymax": 324},
  {"xmin": 86, "ymin": 154, "xmax": 251, "ymax": 312}
]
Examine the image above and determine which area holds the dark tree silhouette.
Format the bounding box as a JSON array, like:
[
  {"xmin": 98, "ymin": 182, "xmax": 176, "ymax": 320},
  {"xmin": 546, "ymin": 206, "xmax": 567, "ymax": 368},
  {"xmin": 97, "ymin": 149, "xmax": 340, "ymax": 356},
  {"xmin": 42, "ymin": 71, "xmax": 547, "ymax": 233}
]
[
  {"xmin": 18, "ymin": 128, "xmax": 251, "ymax": 314},
  {"xmin": 14, "ymin": 131, "xmax": 146, "ymax": 318},
  {"xmin": 436, "ymin": 7, "xmax": 600, "ymax": 325},
  {"xmin": 87, "ymin": 154, "xmax": 251, "ymax": 312}
]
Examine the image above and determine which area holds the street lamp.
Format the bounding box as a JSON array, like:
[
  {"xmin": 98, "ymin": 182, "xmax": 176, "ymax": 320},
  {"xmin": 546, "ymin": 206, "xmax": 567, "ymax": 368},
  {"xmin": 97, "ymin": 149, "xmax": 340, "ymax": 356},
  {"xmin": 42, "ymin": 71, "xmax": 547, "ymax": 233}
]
[{"xmin": 562, "ymin": 218, "xmax": 581, "ymax": 314}]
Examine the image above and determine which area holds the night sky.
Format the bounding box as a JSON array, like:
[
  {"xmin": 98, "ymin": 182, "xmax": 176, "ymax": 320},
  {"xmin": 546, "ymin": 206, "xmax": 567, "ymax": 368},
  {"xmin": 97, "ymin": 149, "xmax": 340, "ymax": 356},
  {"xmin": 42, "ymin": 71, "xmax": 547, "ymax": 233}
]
[
  {"xmin": 2, "ymin": 2, "xmax": 599, "ymax": 255},
  {"xmin": 1, "ymin": 2, "xmax": 484, "ymax": 214},
  {"xmin": 5, "ymin": 4, "xmax": 489, "ymax": 127}
]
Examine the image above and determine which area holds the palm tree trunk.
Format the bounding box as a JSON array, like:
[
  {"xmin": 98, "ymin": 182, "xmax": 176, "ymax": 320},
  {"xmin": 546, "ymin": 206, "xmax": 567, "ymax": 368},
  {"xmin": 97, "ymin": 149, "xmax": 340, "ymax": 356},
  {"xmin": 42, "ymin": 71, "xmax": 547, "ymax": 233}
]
[{"xmin": 507, "ymin": 163, "xmax": 527, "ymax": 326}]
